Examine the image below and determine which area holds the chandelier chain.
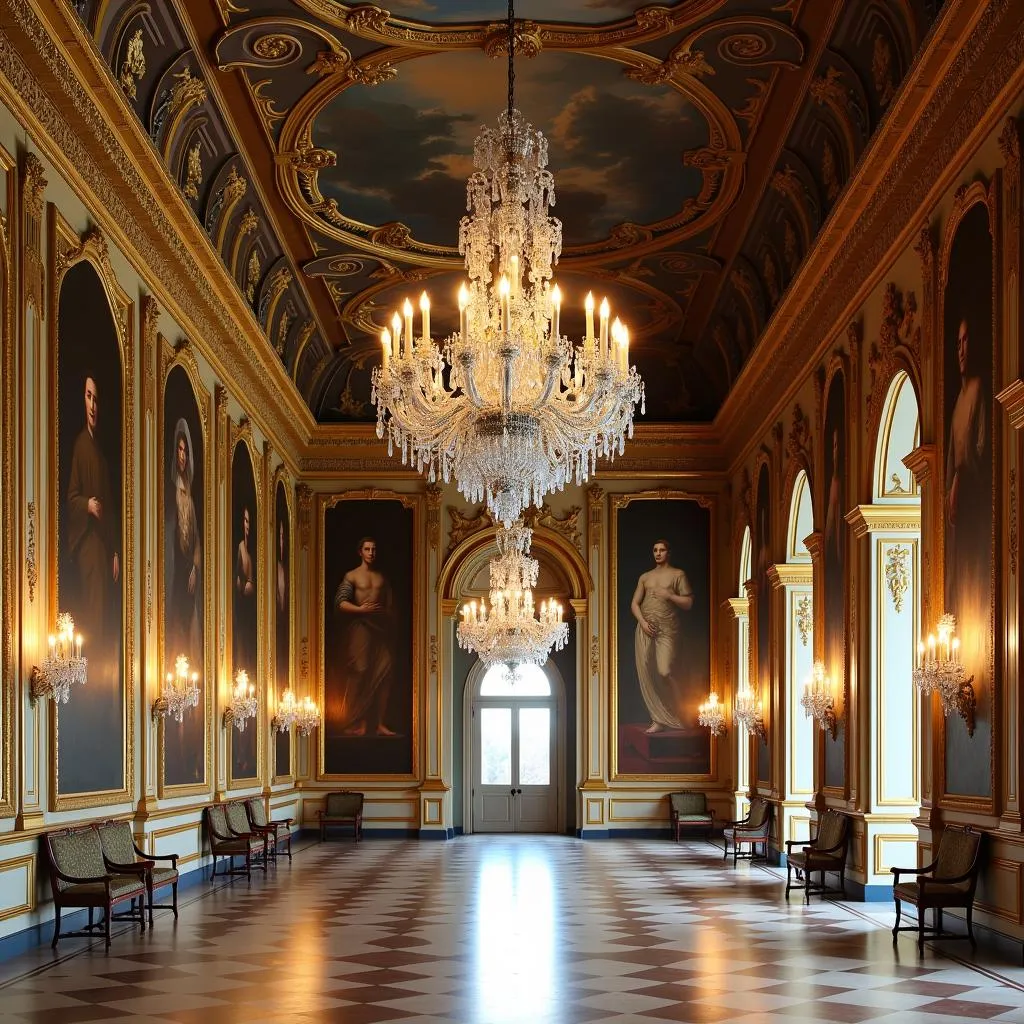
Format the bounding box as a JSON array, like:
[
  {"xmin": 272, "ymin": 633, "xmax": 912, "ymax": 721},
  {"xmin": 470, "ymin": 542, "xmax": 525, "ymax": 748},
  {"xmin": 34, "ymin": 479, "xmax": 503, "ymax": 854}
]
[{"xmin": 506, "ymin": 0, "xmax": 515, "ymax": 154}]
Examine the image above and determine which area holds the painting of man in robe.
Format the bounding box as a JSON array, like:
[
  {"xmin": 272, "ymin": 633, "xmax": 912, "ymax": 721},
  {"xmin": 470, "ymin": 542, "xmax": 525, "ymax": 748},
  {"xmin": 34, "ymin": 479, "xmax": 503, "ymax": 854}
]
[
  {"xmin": 56, "ymin": 260, "xmax": 125, "ymax": 795},
  {"xmin": 754, "ymin": 465, "xmax": 770, "ymax": 782},
  {"xmin": 162, "ymin": 365, "xmax": 205, "ymax": 788},
  {"xmin": 942, "ymin": 199, "xmax": 994, "ymax": 796},
  {"xmin": 323, "ymin": 498, "xmax": 413, "ymax": 776},
  {"xmin": 615, "ymin": 496, "xmax": 711, "ymax": 776},
  {"xmin": 230, "ymin": 442, "xmax": 258, "ymax": 781},
  {"xmin": 823, "ymin": 373, "xmax": 846, "ymax": 788},
  {"xmin": 274, "ymin": 481, "xmax": 291, "ymax": 779}
]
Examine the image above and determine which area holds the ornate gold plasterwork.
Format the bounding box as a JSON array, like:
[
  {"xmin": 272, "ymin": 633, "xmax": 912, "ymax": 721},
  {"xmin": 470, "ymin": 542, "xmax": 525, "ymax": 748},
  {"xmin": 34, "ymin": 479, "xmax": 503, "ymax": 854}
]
[
  {"xmin": 297, "ymin": 483, "xmax": 312, "ymax": 551},
  {"xmin": 866, "ymin": 282, "xmax": 920, "ymax": 425},
  {"xmin": 429, "ymin": 635, "xmax": 438, "ymax": 675},
  {"xmin": 426, "ymin": 484, "xmax": 441, "ymax": 551},
  {"xmin": 284, "ymin": 143, "xmax": 336, "ymax": 175},
  {"xmin": 889, "ymin": 473, "xmax": 906, "ymax": 493},
  {"xmin": 22, "ymin": 150, "xmax": 46, "ymax": 219},
  {"xmin": 786, "ymin": 402, "xmax": 812, "ymax": 465},
  {"xmin": 119, "ymin": 27, "xmax": 146, "ymax": 100},
  {"xmin": 146, "ymin": 559, "xmax": 153, "ymax": 633},
  {"xmin": 884, "ymin": 545, "xmax": 909, "ymax": 614},
  {"xmin": 183, "ymin": 141, "xmax": 202, "ymax": 200},
  {"xmin": 447, "ymin": 505, "xmax": 489, "ymax": 558},
  {"xmin": 25, "ymin": 500, "xmax": 36, "ymax": 604},
  {"xmin": 590, "ymin": 635, "xmax": 600, "ymax": 677},
  {"xmin": 626, "ymin": 48, "xmax": 713, "ymax": 85},
  {"xmin": 529, "ymin": 504, "xmax": 583, "ymax": 554},
  {"xmin": 246, "ymin": 246, "xmax": 262, "ymax": 301},
  {"xmin": 587, "ymin": 484, "xmax": 604, "ymax": 550},
  {"xmin": 795, "ymin": 594, "xmax": 811, "ymax": 646},
  {"xmin": 169, "ymin": 66, "xmax": 208, "ymax": 117}
]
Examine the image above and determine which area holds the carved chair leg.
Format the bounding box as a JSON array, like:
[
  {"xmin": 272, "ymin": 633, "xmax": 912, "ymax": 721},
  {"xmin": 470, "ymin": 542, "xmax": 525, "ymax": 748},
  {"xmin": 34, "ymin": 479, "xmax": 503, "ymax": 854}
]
[
  {"xmin": 172, "ymin": 881, "xmax": 179, "ymax": 919},
  {"xmin": 918, "ymin": 909, "xmax": 926, "ymax": 954},
  {"xmin": 892, "ymin": 898, "xmax": 902, "ymax": 942},
  {"xmin": 51, "ymin": 904, "xmax": 61, "ymax": 949}
]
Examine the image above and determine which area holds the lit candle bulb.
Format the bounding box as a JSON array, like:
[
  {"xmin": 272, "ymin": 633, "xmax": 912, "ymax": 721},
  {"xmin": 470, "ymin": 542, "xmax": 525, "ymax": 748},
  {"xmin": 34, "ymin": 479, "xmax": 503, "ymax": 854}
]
[
  {"xmin": 48, "ymin": 635, "xmax": 55, "ymax": 650},
  {"xmin": 599, "ymin": 297, "xmax": 610, "ymax": 357},
  {"xmin": 499, "ymin": 276, "xmax": 511, "ymax": 334},
  {"xmin": 76, "ymin": 635, "xmax": 83, "ymax": 657},
  {"xmin": 621, "ymin": 325, "xmax": 630, "ymax": 372},
  {"xmin": 380, "ymin": 328, "xmax": 391, "ymax": 371},
  {"xmin": 403, "ymin": 298, "xmax": 414, "ymax": 353},
  {"xmin": 510, "ymin": 254, "xmax": 519, "ymax": 298},
  {"xmin": 419, "ymin": 291, "xmax": 430, "ymax": 347},
  {"xmin": 551, "ymin": 284, "xmax": 561, "ymax": 342},
  {"xmin": 391, "ymin": 312, "xmax": 403, "ymax": 358},
  {"xmin": 470, "ymin": 600, "xmax": 477, "ymax": 624},
  {"xmin": 585, "ymin": 292, "xmax": 595, "ymax": 345},
  {"xmin": 458, "ymin": 283, "xmax": 469, "ymax": 338}
]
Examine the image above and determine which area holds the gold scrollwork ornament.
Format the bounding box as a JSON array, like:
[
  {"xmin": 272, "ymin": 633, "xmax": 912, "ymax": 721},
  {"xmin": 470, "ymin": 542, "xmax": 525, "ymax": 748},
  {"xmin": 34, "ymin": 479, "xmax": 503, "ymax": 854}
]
[
  {"xmin": 119, "ymin": 28, "xmax": 146, "ymax": 100},
  {"xmin": 795, "ymin": 594, "xmax": 811, "ymax": 646},
  {"xmin": 885, "ymin": 545, "xmax": 909, "ymax": 614}
]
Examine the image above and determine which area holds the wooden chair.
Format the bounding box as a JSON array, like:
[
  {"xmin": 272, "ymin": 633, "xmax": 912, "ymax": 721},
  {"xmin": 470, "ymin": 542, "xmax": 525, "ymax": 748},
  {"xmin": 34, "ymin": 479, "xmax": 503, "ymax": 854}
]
[
  {"xmin": 892, "ymin": 825, "xmax": 982, "ymax": 953},
  {"xmin": 669, "ymin": 792, "xmax": 714, "ymax": 843},
  {"xmin": 723, "ymin": 798, "xmax": 772, "ymax": 865},
  {"xmin": 318, "ymin": 791, "xmax": 364, "ymax": 841},
  {"xmin": 245, "ymin": 797, "xmax": 293, "ymax": 862},
  {"xmin": 44, "ymin": 826, "xmax": 147, "ymax": 950},
  {"xmin": 97, "ymin": 819, "xmax": 179, "ymax": 928},
  {"xmin": 225, "ymin": 801, "xmax": 270, "ymax": 868},
  {"xmin": 206, "ymin": 804, "xmax": 259, "ymax": 880},
  {"xmin": 785, "ymin": 810, "xmax": 850, "ymax": 903}
]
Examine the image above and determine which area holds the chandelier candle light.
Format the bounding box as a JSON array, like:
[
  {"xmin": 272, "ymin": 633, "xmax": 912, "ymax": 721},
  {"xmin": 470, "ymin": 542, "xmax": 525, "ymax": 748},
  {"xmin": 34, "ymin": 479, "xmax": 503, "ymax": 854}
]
[
  {"xmin": 698, "ymin": 691, "xmax": 727, "ymax": 736},
  {"xmin": 224, "ymin": 669, "xmax": 258, "ymax": 731},
  {"xmin": 273, "ymin": 688, "xmax": 322, "ymax": 737},
  {"xmin": 153, "ymin": 654, "xmax": 200, "ymax": 723},
  {"xmin": 734, "ymin": 686, "xmax": 766, "ymax": 740},
  {"xmin": 457, "ymin": 519, "xmax": 568, "ymax": 671},
  {"xmin": 30, "ymin": 612, "xmax": 87, "ymax": 705},
  {"xmin": 913, "ymin": 613, "xmax": 976, "ymax": 736},
  {"xmin": 801, "ymin": 660, "xmax": 838, "ymax": 738},
  {"xmin": 371, "ymin": 0, "xmax": 644, "ymax": 526}
]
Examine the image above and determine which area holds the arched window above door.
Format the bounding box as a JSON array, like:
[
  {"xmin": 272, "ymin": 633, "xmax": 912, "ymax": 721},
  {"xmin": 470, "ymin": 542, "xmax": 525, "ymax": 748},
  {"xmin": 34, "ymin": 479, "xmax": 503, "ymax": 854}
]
[{"xmin": 479, "ymin": 664, "xmax": 552, "ymax": 697}]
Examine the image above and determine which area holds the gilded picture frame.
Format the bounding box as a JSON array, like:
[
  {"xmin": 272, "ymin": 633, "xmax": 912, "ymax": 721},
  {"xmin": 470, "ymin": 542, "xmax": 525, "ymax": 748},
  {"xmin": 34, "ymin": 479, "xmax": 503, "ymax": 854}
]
[
  {"xmin": 317, "ymin": 488, "xmax": 422, "ymax": 781},
  {"xmin": 226, "ymin": 419, "xmax": 264, "ymax": 789},
  {"xmin": 47, "ymin": 207, "xmax": 135, "ymax": 812},
  {"xmin": 271, "ymin": 468, "xmax": 295, "ymax": 785},
  {"xmin": 157, "ymin": 338, "xmax": 213, "ymax": 798},
  {"xmin": 610, "ymin": 489, "xmax": 717, "ymax": 782}
]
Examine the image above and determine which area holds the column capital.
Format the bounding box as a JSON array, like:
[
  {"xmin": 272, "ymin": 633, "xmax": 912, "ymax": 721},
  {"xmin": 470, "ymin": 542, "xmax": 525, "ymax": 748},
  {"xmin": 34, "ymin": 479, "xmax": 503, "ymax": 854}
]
[
  {"xmin": 768, "ymin": 563, "xmax": 813, "ymax": 588},
  {"xmin": 725, "ymin": 596, "xmax": 749, "ymax": 619},
  {"xmin": 803, "ymin": 530, "xmax": 824, "ymax": 563},
  {"xmin": 845, "ymin": 504, "xmax": 921, "ymax": 538},
  {"xmin": 997, "ymin": 378, "xmax": 1024, "ymax": 429},
  {"xmin": 903, "ymin": 443, "xmax": 937, "ymax": 484}
]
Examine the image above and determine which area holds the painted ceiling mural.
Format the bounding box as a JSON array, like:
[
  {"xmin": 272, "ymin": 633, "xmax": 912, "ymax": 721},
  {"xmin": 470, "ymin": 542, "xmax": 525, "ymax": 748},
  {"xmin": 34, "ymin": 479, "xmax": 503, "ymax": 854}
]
[{"xmin": 77, "ymin": 0, "xmax": 935, "ymax": 422}]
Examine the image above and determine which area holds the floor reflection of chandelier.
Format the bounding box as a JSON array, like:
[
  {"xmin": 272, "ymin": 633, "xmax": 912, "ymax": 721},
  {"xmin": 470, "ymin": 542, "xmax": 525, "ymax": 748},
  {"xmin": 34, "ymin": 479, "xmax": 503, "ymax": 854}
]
[
  {"xmin": 457, "ymin": 520, "xmax": 569, "ymax": 670},
  {"xmin": 371, "ymin": 0, "xmax": 644, "ymax": 527}
]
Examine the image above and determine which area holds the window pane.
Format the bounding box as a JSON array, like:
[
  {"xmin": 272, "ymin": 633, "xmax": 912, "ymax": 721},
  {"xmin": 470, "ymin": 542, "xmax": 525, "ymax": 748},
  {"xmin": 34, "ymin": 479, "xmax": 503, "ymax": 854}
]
[
  {"xmin": 480, "ymin": 664, "xmax": 551, "ymax": 697},
  {"xmin": 480, "ymin": 707, "xmax": 512, "ymax": 785},
  {"xmin": 518, "ymin": 707, "xmax": 550, "ymax": 785}
]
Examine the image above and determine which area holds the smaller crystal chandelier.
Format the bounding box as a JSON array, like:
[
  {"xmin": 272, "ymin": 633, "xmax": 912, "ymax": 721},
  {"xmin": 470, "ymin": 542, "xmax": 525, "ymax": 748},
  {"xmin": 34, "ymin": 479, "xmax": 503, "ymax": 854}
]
[
  {"xmin": 801, "ymin": 660, "xmax": 839, "ymax": 738},
  {"xmin": 224, "ymin": 669, "xmax": 258, "ymax": 732},
  {"xmin": 30, "ymin": 612, "xmax": 87, "ymax": 705},
  {"xmin": 457, "ymin": 520, "xmax": 569, "ymax": 670},
  {"xmin": 698, "ymin": 691, "xmax": 727, "ymax": 736},
  {"xmin": 153, "ymin": 654, "xmax": 200, "ymax": 723},
  {"xmin": 913, "ymin": 613, "xmax": 976, "ymax": 736},
  {"xmin": 273, "ymin": 689, "xmax": 322, "ymax": 737},
  {"xmin": 734, "ymin": 686, "xmax": 766, "ymax": 740}
]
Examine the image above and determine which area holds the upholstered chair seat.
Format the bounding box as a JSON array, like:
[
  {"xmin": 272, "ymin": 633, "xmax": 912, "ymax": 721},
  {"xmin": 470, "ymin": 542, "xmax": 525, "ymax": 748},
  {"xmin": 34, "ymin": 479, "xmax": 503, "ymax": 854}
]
[
  {"xmin": 98, "ymin": 819, "xmax": 180, "ymax": 928},
  {"xmin": 785, "ymin": 810, "xmax": 850, "ymax": 902},
  {"xmin": 669, "ymin": 792, "xmax": 715, "ymax": 843}
]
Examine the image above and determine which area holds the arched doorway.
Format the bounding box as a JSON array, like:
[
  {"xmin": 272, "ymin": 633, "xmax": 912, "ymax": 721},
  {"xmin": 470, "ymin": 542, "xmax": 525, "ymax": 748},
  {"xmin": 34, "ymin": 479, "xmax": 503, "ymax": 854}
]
[{"xmin": 465, "ymin": 661, "xmax": 566, "ymax": 833}]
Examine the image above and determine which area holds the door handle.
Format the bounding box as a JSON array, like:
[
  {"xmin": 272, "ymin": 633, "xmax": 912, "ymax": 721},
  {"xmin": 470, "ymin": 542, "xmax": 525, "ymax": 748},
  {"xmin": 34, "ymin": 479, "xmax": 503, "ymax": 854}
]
[
  {"xmin": 516, "ymin": 788, "xmax": 522, "ymax": 795},
  {"xmin": 510, "ymin": 788, "xmax": 515, "ymax": 797}
]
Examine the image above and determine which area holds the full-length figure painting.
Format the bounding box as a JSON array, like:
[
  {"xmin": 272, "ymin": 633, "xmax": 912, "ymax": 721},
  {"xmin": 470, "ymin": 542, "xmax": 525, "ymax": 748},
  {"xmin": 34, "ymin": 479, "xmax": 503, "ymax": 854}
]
[
  {"xmin": 823, "ymin": 371, "xmax": 847, "ymax": 788},
  {"xmin": 614, "ymin": 494, "xmax": 711, "ymax": 777},
  {"xmin": 162, "ymin": 364, "xmax": 205, "ymax": 788},
  {"xmin": 274, "ymin": 480, "xmax": 291, "ymax": 779},
  {"xmin": 230, "ymin": 441, "xmax": 258, "ymax": 782},
  {"xmin": 754, "ymin": 465, "xmax": 771, "ymax": 781},
  {"xmin": 322, "ymin": 496, "xmax": 414, "ymax": 776},
  {"xmin": 56, "ymin": 260, "xmax": 125, "ymax": 796},
  {"xmin": 942, "ymin": 196, "xmax": 994, "ymax": 796}
]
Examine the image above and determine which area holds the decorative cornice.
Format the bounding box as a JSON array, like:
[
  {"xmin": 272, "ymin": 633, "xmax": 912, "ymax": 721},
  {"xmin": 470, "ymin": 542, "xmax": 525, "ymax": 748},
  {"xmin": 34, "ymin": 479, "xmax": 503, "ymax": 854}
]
[
  {"xmin": 21, "ymin": 149, "xmax": 45, "ymax": 218},
  {"xmin": 726, "ymin": 596, "xmax": 749, "ymax": 619},
  {"xmin": 996, "ymin": 378, "xmax": 1024, "ymax": 429},
  {"xmin": 844, "ymin": 503, "xmax": 921, "ymax": 538},
  {"xmin": 767, "ymin": 563, "xmax": 813, "ymax": 588},
  {"xmin": 902, "ymin": 443, "xmax": 936, "ymax": 485}
]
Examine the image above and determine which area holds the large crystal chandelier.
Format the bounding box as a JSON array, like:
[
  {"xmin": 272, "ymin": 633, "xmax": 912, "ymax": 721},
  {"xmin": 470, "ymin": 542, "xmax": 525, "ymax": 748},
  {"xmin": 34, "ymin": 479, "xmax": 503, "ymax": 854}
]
[
  {"xmin": 457, "ymin": 520, "xmax": 568, "ymax": 670},
  {"xmin": 371, "ymin": 0, "xmax": 644, "ymax": 526}
]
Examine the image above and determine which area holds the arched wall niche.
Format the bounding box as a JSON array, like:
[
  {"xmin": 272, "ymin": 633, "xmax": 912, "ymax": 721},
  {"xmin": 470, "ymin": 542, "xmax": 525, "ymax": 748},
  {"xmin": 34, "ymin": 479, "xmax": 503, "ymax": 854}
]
[
  {"xmin": 786, "ymin": 470, "xmax": 814, "ymax": 562},
  {"xmin": 874, "ymin": 370, "xmax": 921, "ymax": 501},
  {"xmin": 738, "ymin": 525, "xmax": 752, "ymax": 595}
]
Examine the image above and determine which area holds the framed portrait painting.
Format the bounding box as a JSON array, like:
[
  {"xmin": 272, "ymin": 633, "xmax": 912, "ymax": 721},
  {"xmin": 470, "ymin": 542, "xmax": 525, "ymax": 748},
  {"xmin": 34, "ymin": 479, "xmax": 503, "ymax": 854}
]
[
  {"xmin": 273, "ymin": 476, "xmax": 292, "ymax": 781},
  {"xmin": 754, "ymin": 463, "xmax": 771, "ymax": 783},
  {"xmin": 611, "ymin": 492, "xmax": 714, "ymax": 779},
  {"xmin": 822, "ymin": 369, "xmax": 847, "ymax": 790},
  {"xmin": 159, "ymin": 357, "xmax": 209, "ymax": 793},
  {"xmin": 229, "ymin": 435, "xmax": 260, "ymax": 785},
  {"xmin": 52, "ymin": 237, "xmax": 134, "ymax": 807},
  {"xmin": 940, "ymin": 187, "xmax": 996, "ymax": 800},
  {"xmin": 320, "ymin": 492, "xmax": 420, "ymax": 778}
]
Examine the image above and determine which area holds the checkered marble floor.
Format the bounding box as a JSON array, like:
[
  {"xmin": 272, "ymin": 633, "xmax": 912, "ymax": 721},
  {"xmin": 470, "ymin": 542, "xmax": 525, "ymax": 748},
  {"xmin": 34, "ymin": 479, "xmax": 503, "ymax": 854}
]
[{"xmin": 1, "ymin": 835, "xmax": 1023, "ymax": 1023}]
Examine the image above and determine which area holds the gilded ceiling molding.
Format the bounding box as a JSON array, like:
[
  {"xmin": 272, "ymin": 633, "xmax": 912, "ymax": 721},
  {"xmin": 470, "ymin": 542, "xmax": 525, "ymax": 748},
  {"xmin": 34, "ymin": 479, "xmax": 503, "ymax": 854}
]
[
  {"xmin": 209, "ymin": 165, "xmax": 248, "ymax": 252},
  {"xmin": 21, "ymin": 150, "xmax": 46, "ymax": 313},
  {"xmin": 624, "ymin": 48, "xmax": 713, "ymax": 86},
  {"xmin": 229, "ymin": 207, "xmax": 258, "ymax": 279},
  {"xmin": 771, "ymin": 165, "xmax": 813, "ymax": 253},
  {"xmin": 291, "ymin": 320, "xmax": 316, "ymax": 381},
  {"xmin": 809, "ymin": 64, "xmax": 862, "ymax": 172},
  {"xmin": 158, "ymin": 65, "xmax": 208, "ymax": 164},
  {"xmin": 286, "ymin": 0, "xmax": 730, "ymax": 51},
  {"xmin": 676, "ymin": 14, "xmax": 805, "ymax": 70},
  {"xmin": 118, "ymin": 26, "xmax": 145, "ymax": 99},
  {"xmin": 261, "ymin": 265, "xmax": 293, "ymax": 328},
  {"xmin": 786, "ymin": 402, "xmax": 812, "ymax": 468},
  {"xmin": 865, "ymin": 282, "xmax": 921, "ymax": 429}
]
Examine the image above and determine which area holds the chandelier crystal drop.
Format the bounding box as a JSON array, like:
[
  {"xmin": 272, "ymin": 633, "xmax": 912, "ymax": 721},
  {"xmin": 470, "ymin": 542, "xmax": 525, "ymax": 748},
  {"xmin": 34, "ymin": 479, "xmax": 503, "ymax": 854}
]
[
  {"xmin": 697, "ymin": 691, "xmax": 727, "ymax": 736},
  {"xmin": 733, "ymin": 686, "xmax": 766, "ymax": 739},
  {"xmin": 274, "ymin": 689, "xmax": 322, "ymax": 737},
  {"xmin": 31, "ymin": 612, "xmax": 87, "ymax": 705},
  {"xmin": 154, "ymin": 654, "xmax": 200, "ymax": 723},
  {"xmin": 913, "ymin": 613, "xmax": 976, "ymax": 733},
  {"xmin": 370, "ymin": 0, "xmax": 644, "ymax": 526},
  {"xmin": 801, "ymin": 660, "xmax": 838, "ymax": 738},
  {"xmin": 225, "ymin": 669, "xmax": 258, "ymax": 732},
  {"xmin": 457, "ymin": 520, "xmax": 569, "ymax": 670}
]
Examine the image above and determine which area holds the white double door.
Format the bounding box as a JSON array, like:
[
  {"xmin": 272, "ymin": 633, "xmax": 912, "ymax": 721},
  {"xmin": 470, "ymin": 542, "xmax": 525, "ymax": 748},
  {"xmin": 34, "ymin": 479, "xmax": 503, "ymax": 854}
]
[{"xmin": 473, "ymin": 699, "xmax": 557, "ymax": 833}]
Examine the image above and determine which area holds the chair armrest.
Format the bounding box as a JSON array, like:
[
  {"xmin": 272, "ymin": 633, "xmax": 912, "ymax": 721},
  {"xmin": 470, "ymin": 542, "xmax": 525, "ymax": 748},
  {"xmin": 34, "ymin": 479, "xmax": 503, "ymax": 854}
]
[
  {"xmin": 891, "ymin": 861, "xmax": 935, "ymax": 880},
  {"xmin": 103, "ymin": 858, "xmax": 152, "ymax": 877},
  {"xmin": 784, "ymin": 839, "xmax": 811, "ymax": 852},
  {"xmin": 53, "ymin": 867, "xmax": 113, "ymax": 886},
  {"xmin": 146, "ymin": 852, "xmax": 179, "ymax": 866},
  {"xmin": 269, "ymin": 816, "xmax": 293, "ymax": 827},
  {"xmin": 922, "ymin": 867, "xmax": 977, "ymax": 887}
]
